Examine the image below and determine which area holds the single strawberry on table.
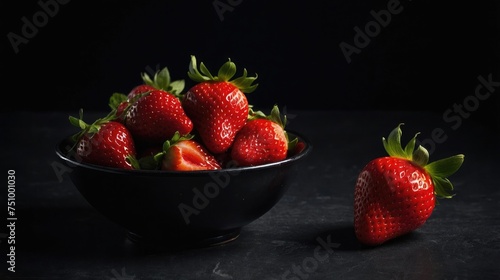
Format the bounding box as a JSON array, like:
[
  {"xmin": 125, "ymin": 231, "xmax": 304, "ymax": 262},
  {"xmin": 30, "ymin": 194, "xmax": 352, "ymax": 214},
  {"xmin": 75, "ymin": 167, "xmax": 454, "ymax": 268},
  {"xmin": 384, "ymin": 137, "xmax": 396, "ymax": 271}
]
[
  {"xmin": 182, "ymin": 55, "xmax": 258, "ymax": 154},
  {"xmin": 353, "ymin": 123, "xmax": 465, "ymax": 246},
  {"xmin": 68, "ymin": 109, "xmax": 139, "ymax": 170},
  {"xmin": 230, "ymin": 105, "xmax": 298, "ymax": 167},
  {"xmin": 142, "ymin": 131, "xmax": 221, "ymax": 171}
]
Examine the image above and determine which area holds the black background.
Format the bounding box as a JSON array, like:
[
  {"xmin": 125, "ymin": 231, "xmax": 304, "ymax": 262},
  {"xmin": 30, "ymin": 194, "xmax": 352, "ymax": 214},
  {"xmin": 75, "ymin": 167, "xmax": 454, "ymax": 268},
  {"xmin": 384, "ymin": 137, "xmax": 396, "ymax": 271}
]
[{"xmin": 2, "ymin": 0, "xmax": 499, "ymax": 128}]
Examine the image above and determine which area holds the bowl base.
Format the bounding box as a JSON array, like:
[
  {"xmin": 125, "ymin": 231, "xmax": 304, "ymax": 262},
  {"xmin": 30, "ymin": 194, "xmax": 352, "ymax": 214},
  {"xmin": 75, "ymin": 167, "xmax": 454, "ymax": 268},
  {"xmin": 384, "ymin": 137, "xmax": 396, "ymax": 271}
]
[{"xmin": 125, "ymin": 228, "xmax": 241, "ymax": 250}]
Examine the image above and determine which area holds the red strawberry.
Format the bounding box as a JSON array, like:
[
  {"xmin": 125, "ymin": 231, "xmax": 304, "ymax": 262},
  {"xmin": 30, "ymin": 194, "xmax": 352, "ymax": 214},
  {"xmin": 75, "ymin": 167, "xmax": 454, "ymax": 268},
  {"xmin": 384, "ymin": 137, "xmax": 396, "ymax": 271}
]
[
  {"xmin": 182, "ymin": 55, "xmax": 258, "ymax": 154},
  {"xmin": 230, "ymin": 105, "xmax": 295, "ymax": 167},
  {"xmin": 108, "ymin": 66, "xmax": 186, "ymax": 124},
  {"xmin": 353, "ymin": 123, "xmax": 465, "ymax": 246},
  {"xmin": 125, "ymin": 89, "xmax": 193, "ymax": 145},
  {"xmin": 69, "ymin": 109, "xmax": 139, "ymax": 170},
  {"xmin": 156, "ymin": 132, "xmax": 221, "ymax": 171},
  {"xmin": 139, "ymin": 66, "xmax": 185, "ymax": 97}
]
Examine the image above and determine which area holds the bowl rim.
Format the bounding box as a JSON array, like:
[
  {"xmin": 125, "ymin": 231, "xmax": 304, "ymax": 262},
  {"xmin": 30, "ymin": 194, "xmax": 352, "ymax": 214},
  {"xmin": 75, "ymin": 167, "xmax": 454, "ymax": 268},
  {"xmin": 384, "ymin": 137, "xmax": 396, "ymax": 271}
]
[{"xmin": 55, "ymin": 130, "xmax": 312, "ymax": 175}]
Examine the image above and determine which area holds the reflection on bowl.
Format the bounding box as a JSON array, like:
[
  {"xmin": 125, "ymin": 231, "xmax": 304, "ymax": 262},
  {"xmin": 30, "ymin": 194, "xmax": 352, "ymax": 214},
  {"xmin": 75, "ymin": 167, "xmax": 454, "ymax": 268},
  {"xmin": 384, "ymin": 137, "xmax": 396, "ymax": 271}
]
[{"xmin": 55, "ymin": 131, "xmax": 311, "ymax": 249}]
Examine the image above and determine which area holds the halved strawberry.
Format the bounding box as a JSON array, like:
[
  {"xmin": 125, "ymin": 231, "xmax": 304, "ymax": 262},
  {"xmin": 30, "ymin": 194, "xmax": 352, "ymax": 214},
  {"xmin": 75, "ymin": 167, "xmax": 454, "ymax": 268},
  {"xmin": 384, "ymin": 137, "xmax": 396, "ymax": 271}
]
[
  {"xmin": 152, "ymin": 132, "xmax": 221, "ymax": 171},
  {"xmin": 69, "ymin": 109, "xmax": 139, "ymax": 170},
  {"xmin": 230, "ymin": 105, "xmax": 296, "ymax": 167},
  {"xmin": 182, "ymin": 55, "xmax": 258, "ymax": 154}
]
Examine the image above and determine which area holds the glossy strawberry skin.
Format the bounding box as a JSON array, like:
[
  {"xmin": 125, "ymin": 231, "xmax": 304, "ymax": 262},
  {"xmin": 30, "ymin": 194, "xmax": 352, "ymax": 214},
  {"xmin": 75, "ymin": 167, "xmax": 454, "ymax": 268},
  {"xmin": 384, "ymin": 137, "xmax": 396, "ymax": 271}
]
[
  {"xmin": 182, "ymin": 81, "xmax": 249, "ymax": 154},
  {"xmin": 162, "ymin": 140, "xmax": 221, "ymax": 171},
  {"xmin": 75, "ymin": 121, "xmax": 137, "ymax": 170},
  {"xmin": 353, "ymin": 157, "xmax": 435, "ymax": 246},
  {"xmin": 125, "ymin": 90, "xmax": 193, "ymax": 145},
  {"xmin": 230, "ymin": 119, "xmax": 288, "ymax": 167}
]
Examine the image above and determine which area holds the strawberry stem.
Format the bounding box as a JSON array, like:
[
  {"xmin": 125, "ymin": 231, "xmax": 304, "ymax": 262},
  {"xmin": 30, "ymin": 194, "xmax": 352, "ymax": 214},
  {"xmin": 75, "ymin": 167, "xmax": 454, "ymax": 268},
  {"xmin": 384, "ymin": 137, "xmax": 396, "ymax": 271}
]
[{"xmin": 187, "ymin": 55, "xmax": 259, "ymax": 93}]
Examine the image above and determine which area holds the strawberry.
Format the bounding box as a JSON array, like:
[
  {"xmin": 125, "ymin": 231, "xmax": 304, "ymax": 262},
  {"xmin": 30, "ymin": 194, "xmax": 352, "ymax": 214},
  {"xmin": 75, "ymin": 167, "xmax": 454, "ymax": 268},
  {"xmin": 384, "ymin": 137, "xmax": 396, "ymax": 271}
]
[
  {"xmin": 125, "ymin": 89, "xmax": 193, "ymax": 145},
  {"xmin": 108, "ymin": 66, "xmax": 185, "ymax": 124},
  {"xmin": 182, "ymin": 55, "xmax": 258, "ymax": 154},
  {"xmin": 230, "ymin": 105, "xmax": 296, "ymax": 167},
  {"xmin": 68, "ymin": 109, "xmax": 139, "ymax": 170},
  {"xmin": 149, "ymin": 132, "xmax": 221, "ymax": 171},
  {"xmin": 353, "ymin": 123, "xmax": 465, "ymax": 246}
]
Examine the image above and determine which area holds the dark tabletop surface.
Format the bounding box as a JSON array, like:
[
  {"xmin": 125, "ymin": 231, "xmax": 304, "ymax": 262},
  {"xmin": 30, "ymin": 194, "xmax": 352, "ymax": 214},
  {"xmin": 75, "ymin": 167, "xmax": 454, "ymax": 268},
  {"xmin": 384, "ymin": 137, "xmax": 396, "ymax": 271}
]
[{"xmin": 1, "ymin": 109, "xmax": 499, "ymax": 280}]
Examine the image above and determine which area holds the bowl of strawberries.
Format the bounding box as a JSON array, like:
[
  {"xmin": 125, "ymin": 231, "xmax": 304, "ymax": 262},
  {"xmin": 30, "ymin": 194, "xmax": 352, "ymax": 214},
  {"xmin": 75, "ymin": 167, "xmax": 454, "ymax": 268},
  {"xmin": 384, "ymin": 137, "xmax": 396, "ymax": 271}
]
[{"xmin": 55, "ymin": 56, "xmax": 311, "ymax": 248}]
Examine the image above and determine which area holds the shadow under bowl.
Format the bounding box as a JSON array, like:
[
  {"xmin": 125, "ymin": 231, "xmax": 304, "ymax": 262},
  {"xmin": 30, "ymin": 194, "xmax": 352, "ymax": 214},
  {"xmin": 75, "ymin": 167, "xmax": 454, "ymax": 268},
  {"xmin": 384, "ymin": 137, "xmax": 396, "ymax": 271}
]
[{"xmin": 55, "ymin": 131, "xmax": 312, "ymax": 249}]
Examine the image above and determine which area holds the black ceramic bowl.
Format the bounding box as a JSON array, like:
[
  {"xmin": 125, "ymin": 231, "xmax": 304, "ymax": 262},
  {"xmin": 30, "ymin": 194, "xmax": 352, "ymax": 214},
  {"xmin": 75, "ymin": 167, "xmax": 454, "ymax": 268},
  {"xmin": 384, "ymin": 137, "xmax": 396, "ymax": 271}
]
[{"xmin": 55, "ymin": 131, "xmax": 311, "ymax": 248}]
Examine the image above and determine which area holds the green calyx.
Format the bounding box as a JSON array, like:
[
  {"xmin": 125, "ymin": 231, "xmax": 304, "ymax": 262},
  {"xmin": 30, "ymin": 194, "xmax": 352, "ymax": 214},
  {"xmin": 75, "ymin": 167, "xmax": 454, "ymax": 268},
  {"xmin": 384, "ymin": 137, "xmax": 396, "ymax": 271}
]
[
  {"xmin": 160, "ymin": 131, "xmax": 194, "ymax": 152},
  {"xmin": 382, "ymin": 123, "xmax": 465, "ymax": 199},
  {"xmin": 248, "ymin": 104, "xmax": 286, "ymax": 126},
  {"xmin": 141, "ymin": 66, "xmax": 185, "ymax": 97},
  {"xmin": 68, "ymin": 108, "xmax": 115, "ymax": 145},
  {"xmin": 187, "ymin": 55, "xmax": 259, "ymax": 93},
  {"xmin": 108, "ymin": 92, "xmax": 128, "ymax": 111}
]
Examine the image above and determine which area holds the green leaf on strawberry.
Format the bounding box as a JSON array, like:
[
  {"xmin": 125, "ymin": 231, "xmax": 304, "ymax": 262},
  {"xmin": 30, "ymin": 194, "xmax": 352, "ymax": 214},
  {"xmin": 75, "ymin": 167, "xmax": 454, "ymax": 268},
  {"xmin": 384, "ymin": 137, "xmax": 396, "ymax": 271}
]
[
  {"xmin": 69, "ymin": 108, "xmax": 115, "ymax": 144},
  {"xmin": 382, "ymin": 123, "xmax": 465, "ymax": 198},
  {"xmin": 354, "ymin": 123, "xmax": 465, "ymax": 246},
  {"xmin": 141, "ymin": 66, "xmax": 185, "ymax": 96},
  {"xmin": 183, "ymin": 55, "xmax": 258, "ymax": 154},
  {"xmin": 108, "ymin": 92, "xmax": 128, "ymax": 111},
  {"xmin": 187, "ymin": 55, "xmax": 258, "ymax": 93}
]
